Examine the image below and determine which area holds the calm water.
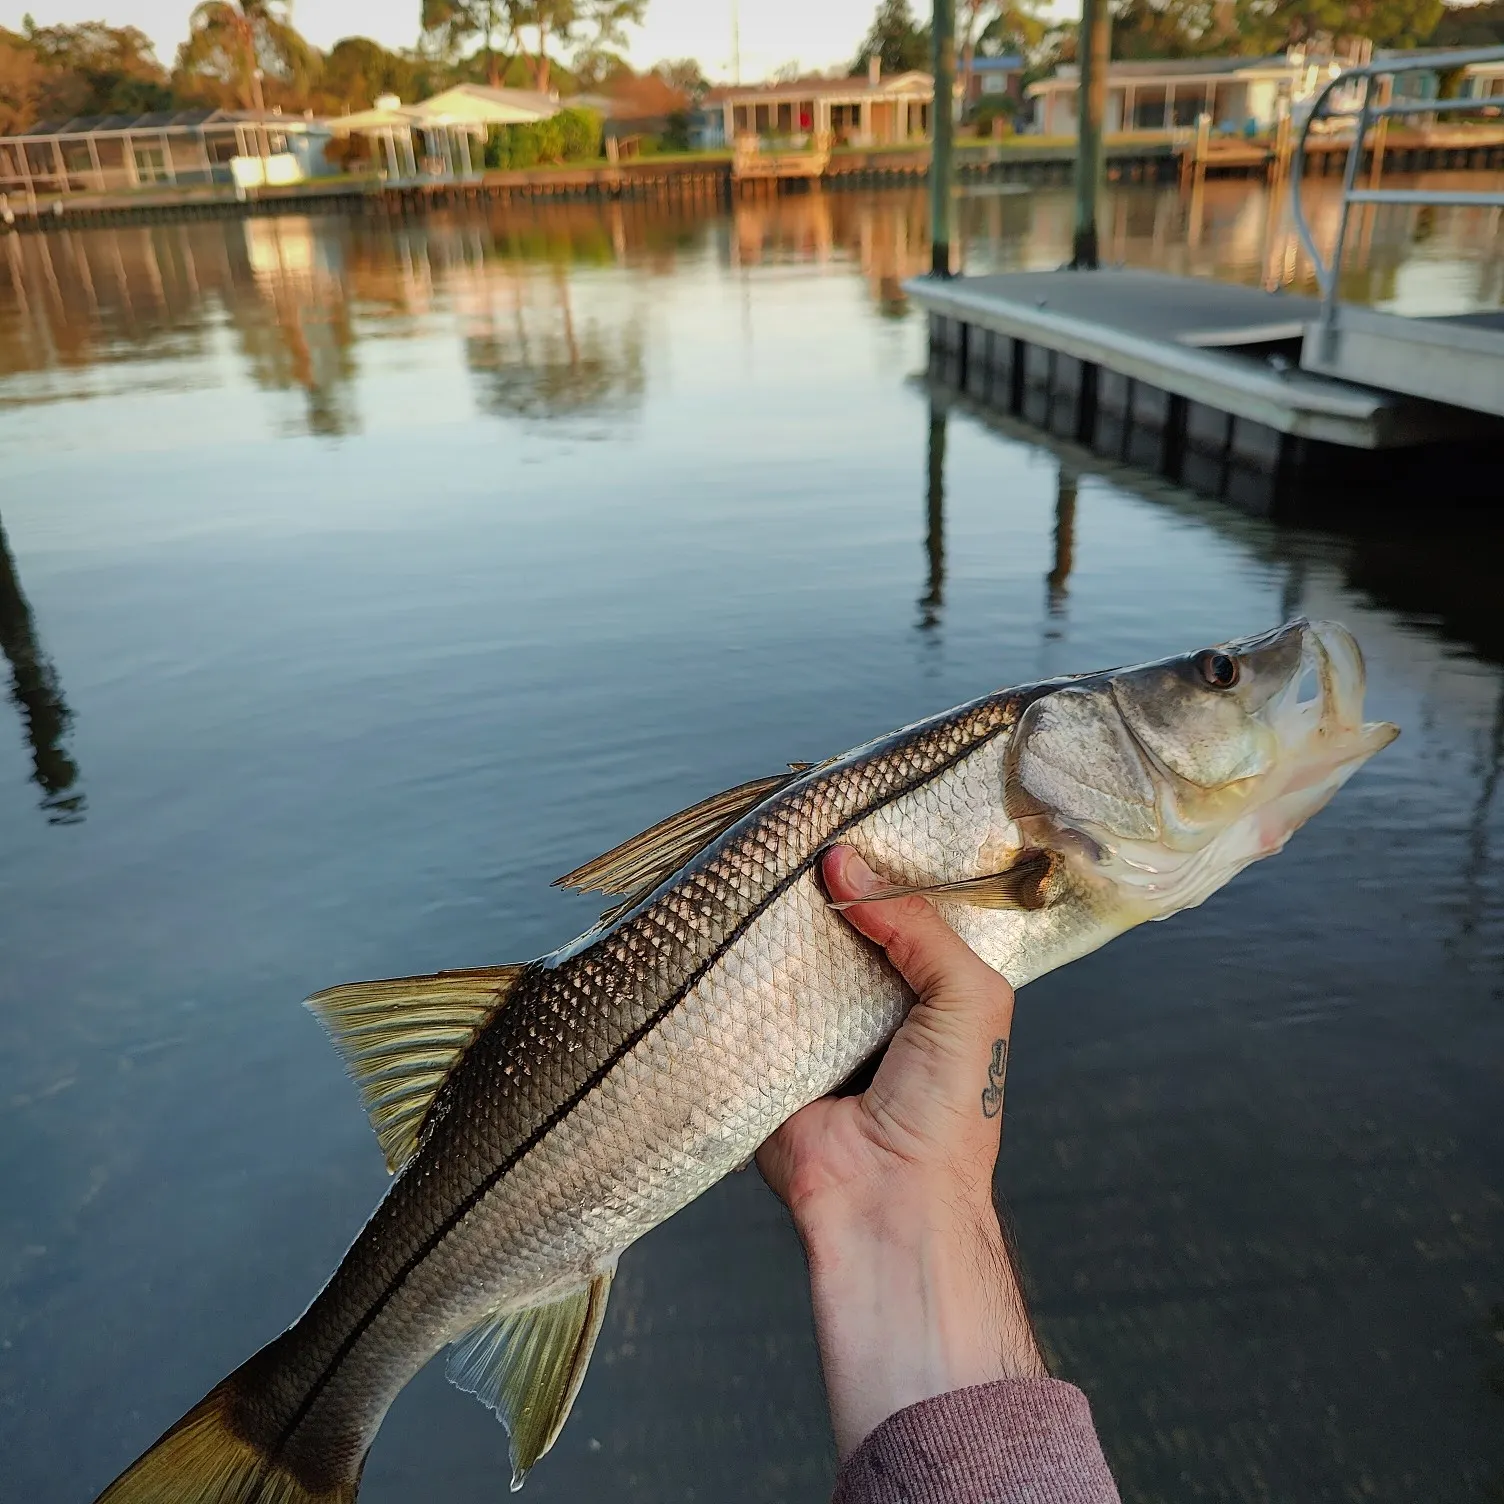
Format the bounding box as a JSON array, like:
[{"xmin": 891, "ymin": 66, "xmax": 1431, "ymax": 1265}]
[{"xmin": 1, "ymin": 183, "xmax": 1501, "ymax": 1504}]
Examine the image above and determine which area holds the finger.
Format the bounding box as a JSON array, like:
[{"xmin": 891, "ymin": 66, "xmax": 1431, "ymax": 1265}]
[
  {"xmin": 824, "ymin": 845, "xmax": 1016, "ymax": 1156},
  {"xmin": 823, "ymin": 846, "xmax": 1016, "ymax": 1024}
]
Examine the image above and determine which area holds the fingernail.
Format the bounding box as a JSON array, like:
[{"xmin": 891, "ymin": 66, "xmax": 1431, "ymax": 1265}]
[{"xmin": 832, "ymin": 845, "xmax": 878, "ymax": 895}]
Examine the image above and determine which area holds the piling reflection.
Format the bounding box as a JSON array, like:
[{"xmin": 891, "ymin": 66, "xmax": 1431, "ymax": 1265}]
[
  {"xmin": 1046, "ymin": 465, "xmax": 1077, "ymax": 623},
  {"xmin": 0, "ymin": 517, "xmax": 83, "ymax": 825},
  {"xmin": 919, "ymin": 404, "xmax": 946, "ymax": 632},
  {"xmin": 1460, "ymin": 678, "xmax": 1504, "ymax": 940}
]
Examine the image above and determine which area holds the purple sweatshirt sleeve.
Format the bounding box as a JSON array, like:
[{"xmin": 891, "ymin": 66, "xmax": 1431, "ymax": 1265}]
[{"xmin": 830, "ymin": 1378, "xmax": 1122, "ymax": 1504}]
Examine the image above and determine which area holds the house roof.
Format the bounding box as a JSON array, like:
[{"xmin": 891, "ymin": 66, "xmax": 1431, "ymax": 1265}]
[
  {"xmin": 402, "ymin": 84, "xmax": 559, "ymax": 125},
  {"xmin": 326, "ymin": 103, "xmax": 415, "ymax": 133},
  {"xmin": 5, "ymin": 107, "xmax": 323, "ymax": 141},
  {"xmin": 1031, "ymin": 55, "xmax": 1293, "ymax": 91},
  {"xmin": 705, "ymin": 70, "xmax": 934, "ymax": 103}
]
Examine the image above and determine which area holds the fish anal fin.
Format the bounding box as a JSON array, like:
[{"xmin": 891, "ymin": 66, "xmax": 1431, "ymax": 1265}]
[
  {"xmin": 447, "ymin": 1267, "xmax": 615, "ymax": 1491},
  {"xmin": 554, "ymin": 771, "xmax": 802, "ymax": 905},
  {"xmin": 828, "ymin": 849, "xmax": 1064, "ymax": 913},
  {"xmin": 306, "ymin": 965, "xmax": 525, "ymax": 1174}
]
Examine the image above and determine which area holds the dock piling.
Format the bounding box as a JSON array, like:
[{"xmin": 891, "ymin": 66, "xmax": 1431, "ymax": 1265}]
[
  {"xmin": 1071, "ymin": 0, "xmax": 1111, "ymax": 268},
  {"xmin": 930, "ymin": 0, "xmax": 956, "ymax": 276}
]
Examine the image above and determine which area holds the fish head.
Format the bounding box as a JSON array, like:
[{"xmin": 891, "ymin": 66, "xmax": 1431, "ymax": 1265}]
[{"xmin": 1006, "ymin": 619, "xmax": 1398, "ymax": 922}]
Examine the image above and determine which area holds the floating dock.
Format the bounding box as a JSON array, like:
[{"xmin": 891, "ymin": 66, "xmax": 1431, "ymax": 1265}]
[{"xmin": 910, "ymin": 268, "xmax": 1504, "ymax": 518}]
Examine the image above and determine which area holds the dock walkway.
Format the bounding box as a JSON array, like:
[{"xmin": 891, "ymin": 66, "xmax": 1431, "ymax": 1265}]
[{"xmin": 910, "ymin": 268, "xmax": 1502, "ymax": 517}]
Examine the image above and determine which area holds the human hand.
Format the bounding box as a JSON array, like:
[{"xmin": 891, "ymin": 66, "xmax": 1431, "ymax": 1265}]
[{"xmin": 758, "ymin": 844, "xmax": 1047, "ymax": 1459}]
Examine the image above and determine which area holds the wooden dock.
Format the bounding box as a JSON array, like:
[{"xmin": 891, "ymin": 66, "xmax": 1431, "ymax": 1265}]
[
  {"xmin": 732, "ymin": 133, "xmax": 831, "ymax": 186},
  {"xmin": 910, "ymin": 268, "xmax": 1504, "ymax": 519}
]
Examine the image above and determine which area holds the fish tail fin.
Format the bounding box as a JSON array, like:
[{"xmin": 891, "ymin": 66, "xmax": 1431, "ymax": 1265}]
[{"xmin": 94, "ymin": 1360, "xmax": 359, "ymax": 1504}]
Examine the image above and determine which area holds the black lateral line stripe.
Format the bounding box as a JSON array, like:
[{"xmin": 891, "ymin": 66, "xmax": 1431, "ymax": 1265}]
[{"xmin": 275, "ymin": 714, "xmax": 1009, "ymax": 1450}]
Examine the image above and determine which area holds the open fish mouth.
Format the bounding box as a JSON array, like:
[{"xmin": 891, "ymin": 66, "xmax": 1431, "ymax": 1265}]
[
  {"xmin": 1251, "ymin": 620, "xmax": 1397, "ymax": 799},
  {"xmin": 1014, "ymin": 618, "xmax": 1399, "ymax": 918},
  {"xmin": 1242, "ymin": 619, "xmax": 1397, "ymax": 859}
]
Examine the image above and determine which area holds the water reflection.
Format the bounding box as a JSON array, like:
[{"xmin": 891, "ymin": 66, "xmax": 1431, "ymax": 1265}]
[
  {"xmin": 463, "ymin": 266, "xmax": 645, "ymax": 422},
  {"xmin": 3, "ymin": 180, "xmax": 1501, "ymax": 444},
  {"xmin": 0, "ymin": 516, "xmax": 83, "ymax": 824},
  {"xmin": 955, "ymin": 172, "xmax": 1504, "ymax": 312},
  {"xmin": 1046, "ymin": 465, "xmax": 1076, "ymax": 622},
  {"xmin": 919, "ymin": 404, "xmax": 945, "ymax": 632},
  {"xmin": 1460, "ymin": 677, "xmax": 1504, "ymax": 939}
]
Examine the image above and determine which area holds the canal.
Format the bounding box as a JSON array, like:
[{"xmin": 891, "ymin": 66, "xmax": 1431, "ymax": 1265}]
[{"xmin": 1, "ymin": 182, "xmax": 1501, "ymax": 1503}]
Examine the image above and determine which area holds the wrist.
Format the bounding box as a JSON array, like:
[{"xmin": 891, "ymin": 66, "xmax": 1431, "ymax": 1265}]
[{"xmin": 799, "ymin": 1186, "xmax": 1047, "ymax": 1458}]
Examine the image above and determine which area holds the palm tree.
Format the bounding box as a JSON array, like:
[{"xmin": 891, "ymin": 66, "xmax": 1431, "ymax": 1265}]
[{"xmin": 176, "ymin": 0, "xmax": 315, "ymax": 112}]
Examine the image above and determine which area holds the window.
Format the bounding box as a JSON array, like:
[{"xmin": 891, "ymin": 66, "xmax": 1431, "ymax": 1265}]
[{"xmin": 133, "ymin": 143, "xmax": 168, "ymax": 183}]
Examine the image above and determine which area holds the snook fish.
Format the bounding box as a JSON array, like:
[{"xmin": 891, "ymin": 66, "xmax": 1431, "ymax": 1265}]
[{"xmin": 96, "ymin": 618, "xmax": 1396, "ymax": 1503}]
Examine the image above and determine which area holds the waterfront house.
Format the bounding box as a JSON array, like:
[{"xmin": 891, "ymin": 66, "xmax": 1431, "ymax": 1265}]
[
  {"xmin": 0, "ymin": 108, "xmax": 332, "ymax": 203},
  {"xmin": 706, "ymin": 64, "xmax": 934, "ymax": 148},
  {"xmin": 329, "ymin": 85, "xmax": 559, "ymax": 182},
  {"xmin": 1029, "ymin": 47, "xmax": 1504, "ymax": 136},
  {"xmin": 963, "ymin": 55, "xmax": 1026, "ymax": 112},
  {"xmin": 574, "ymin": 74, "xmax": 692, "ymax": 156},
  {"xmin": 1030, "ymin": 56, "xmax": 1311, "ymax": 135}
]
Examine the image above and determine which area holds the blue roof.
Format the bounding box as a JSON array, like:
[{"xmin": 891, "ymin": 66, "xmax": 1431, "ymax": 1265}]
[{"xmin": 972, "ymin": 55, "xmax": 1024, "ymax": 71}]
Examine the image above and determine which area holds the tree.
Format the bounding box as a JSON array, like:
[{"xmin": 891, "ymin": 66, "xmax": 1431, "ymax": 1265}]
[
  {"xmin": 419, "ymin": 0, "xmax": 643, "ymax": 94},
  {"xmin": 1431, "ymin": 0, "xmax": 1504, "ymax": 44},
  {"xmin": 420, "ymin": 0, "xmax": 513, "ymax": 87},
  {"xmin": 1232, "ymin": 0, "xmax": 1443, "ymax": 50},
  {"xmin": 317, "ymin": 36, "xmax": 421, "ymax": 111},
  {"xmin": 851, "ymin": 0, "xmax": 932, "ymax": 75},
  {"xmin": 576, "ymin": 0, "xmax": 648, "ymax": 61},
  {"xmin": 651, "ymin": 56, "xmax": 706, "ymax": 98},
  {"xmin": 572, "ymin": 46, "xmax": 633, "ymax": 87},
  {"xmin": 1111, "ymin": 0, "xmax": 1215, "ymax": 57},
  {"xmin": 0, "ymin": 28, "xmax": 46, "ymax": 133},
  {"xmin": 8, "ymin": 20, "xmax": 173, "ymax": 121},
  {"xmin": 175, "ymin": 0, "xmax": 318, "ymax": 111}
]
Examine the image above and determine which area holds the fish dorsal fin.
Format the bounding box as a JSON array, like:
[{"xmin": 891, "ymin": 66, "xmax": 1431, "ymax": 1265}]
[
  {"xmin": 306, "ymin": 965, "xmax": 524, "ymax": 1173},
  {"xmin": 554, "ymin": 770, "xmax": 801, "ymax": 903},
  {"xmin": 447, "ymin": 1266, "xmax": 616, "ymax": 1491},
  {"xmin": 827, "ymin": 849, "xmax": 1065, "ymax": 912}
]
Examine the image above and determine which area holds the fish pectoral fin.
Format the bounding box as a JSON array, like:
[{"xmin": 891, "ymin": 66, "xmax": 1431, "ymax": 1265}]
[
  {"xmin": 828, "ymin": 848, "xmax": 1063, "ymax": 912},
  {"xmin": 447, "ymin": 1266, "xmax": 616, "ymax": 1492},
  {"xmin": 306, "ymin": 965, "xmax": 526, "ymax": 1173},
  {"xmin": 553, "ymin": 770, "xmax": 804, "ymax": 905}
]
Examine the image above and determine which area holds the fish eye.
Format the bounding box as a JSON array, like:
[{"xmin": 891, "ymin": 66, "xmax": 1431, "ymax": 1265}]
[{"xmin": 1196, "ymin": 651, "xmax": 1240, "ymax": 689}]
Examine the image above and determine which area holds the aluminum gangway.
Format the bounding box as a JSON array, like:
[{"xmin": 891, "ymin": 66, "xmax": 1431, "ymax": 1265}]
[{"xmin": 1293, "ymin": 45, "xmax": 1504, "ymax": 418}]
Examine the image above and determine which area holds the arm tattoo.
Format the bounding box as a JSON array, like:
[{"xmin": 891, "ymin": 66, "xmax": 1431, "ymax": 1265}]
[{"xmin": 981, "ymin": 1037, "xmax": 1008, "ymax": 1119}]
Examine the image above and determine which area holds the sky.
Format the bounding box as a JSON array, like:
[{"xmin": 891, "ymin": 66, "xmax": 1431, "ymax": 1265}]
[{"xmin": 14, "ymin": 0, "xmax": 930, "ymax": 81}]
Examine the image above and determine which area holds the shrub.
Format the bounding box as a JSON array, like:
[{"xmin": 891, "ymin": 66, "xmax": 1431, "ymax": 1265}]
[
  {"xmin": 971, "ymin": 98, "xmax": 1016, "ymax": 138},
  {"xmin": 662, "ymin": 108, "xmax": 692, "ymax": 152},
  {"xmin": 557, "ymin": 106, "xmax": 602, "ymax": 160},
  {"xmin": 483, "ymin": 107, "xmax": 602, "ymax": 170}
]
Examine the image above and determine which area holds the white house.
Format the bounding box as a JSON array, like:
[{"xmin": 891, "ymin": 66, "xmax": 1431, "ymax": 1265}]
[{"xmin": 1030, "ymin": 47, "xmax": 1504, "ymax": 137}]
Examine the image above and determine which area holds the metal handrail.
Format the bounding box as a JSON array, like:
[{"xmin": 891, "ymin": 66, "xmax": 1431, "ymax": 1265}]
[{"xmin": 1289, "ymin": 44, "xmax": 1504, "ymax": 325}]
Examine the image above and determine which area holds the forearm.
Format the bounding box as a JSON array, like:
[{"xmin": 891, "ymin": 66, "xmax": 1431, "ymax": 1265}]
[{"xmin": 800, "ymin": 1189, "xmax": 1048, "ymax": 1460}]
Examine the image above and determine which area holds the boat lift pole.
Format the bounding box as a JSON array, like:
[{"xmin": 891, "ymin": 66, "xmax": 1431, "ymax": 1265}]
[
  {"xmin": 1071, "ymin": 0, "xmax": 1111, "ymax": 268},
  {"xmin": 931, "ymin": 0, "xmax": 956, "ymax": 276}
]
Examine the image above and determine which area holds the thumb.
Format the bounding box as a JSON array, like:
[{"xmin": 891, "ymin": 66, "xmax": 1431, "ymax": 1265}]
[
  {"xmin": 823, "ymin": 845, "xmax": 1016, "ymax": 1156},
  {"xmin": 823, "ymin": 845, "xmax": 1015, "ymax": 1034}
]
